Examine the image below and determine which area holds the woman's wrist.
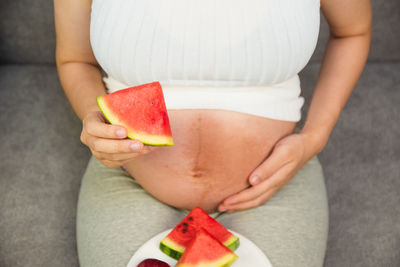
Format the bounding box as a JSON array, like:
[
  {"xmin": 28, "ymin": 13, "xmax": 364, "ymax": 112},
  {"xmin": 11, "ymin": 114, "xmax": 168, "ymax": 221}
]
[
  {"xmin": 298, "ymin": 128, "xmax": 330, "ymax": 159},
  {"xmin": 84, "ymin": 104, "xmax": 101, "ymax": 117}
]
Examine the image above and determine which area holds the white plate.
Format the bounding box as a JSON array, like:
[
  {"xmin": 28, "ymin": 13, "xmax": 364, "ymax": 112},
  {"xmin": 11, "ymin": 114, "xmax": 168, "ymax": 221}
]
[{"xmin": 127, "ymin": 228, "xmax": 273, "ymax": 267}]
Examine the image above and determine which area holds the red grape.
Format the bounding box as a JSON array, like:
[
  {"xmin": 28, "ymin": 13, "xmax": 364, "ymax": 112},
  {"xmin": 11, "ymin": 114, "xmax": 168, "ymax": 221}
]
[{"xmin": 136, "ymin": 258, "xmax": 170, "ymax": 267}]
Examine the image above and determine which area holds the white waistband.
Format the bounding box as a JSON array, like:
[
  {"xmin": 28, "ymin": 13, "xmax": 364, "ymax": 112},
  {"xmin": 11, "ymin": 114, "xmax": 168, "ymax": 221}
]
[{"xmin": 102, "ymin": 76, "xmax": 304, "ymax": 122}]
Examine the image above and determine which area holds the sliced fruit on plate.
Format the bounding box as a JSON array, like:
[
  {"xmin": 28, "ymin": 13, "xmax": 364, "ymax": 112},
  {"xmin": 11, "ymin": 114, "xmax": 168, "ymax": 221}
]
[
  {"xmin": 175, "ymin": 228, "xmax": 238, "ymax": 267},
  {"xmin": 159, "ymin": 207, "xmax": 239, "ymax": 260},
  {"xmin": 96, "ymin": 81, "xmax": 174, "ymax": 146}
]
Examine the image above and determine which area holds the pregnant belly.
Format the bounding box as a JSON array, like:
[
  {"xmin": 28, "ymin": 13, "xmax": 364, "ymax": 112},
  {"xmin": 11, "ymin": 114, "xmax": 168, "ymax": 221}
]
[{"xmin": 123, "ymin": 109, "xmax": 296, "ymax": 213}]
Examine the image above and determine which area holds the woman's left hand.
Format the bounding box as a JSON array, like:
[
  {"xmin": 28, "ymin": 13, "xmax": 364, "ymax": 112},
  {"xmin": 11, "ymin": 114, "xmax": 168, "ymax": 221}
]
[{"xmin": 218, "ymin": 133, "xmax": 320, "ymax": 212}]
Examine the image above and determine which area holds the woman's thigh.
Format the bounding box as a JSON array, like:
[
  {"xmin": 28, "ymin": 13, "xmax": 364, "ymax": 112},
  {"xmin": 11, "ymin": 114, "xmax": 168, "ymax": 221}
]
[
  {"xmin": 218, "ymin": 156, "xmax": 329, "ymax": 267},
  {"xmin": 76, "ymin": 157, "xmax": 183, "ymax": 267},
  {"xmin": 77, "ymin": 156, "xmax": 329, "ymax": 267}
]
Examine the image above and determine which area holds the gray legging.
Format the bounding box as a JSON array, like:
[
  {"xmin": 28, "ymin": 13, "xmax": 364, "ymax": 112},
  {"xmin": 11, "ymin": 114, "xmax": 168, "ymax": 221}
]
[{"xmin": 76, "ymin": 156, "xmax": 329, "ymax": 267}]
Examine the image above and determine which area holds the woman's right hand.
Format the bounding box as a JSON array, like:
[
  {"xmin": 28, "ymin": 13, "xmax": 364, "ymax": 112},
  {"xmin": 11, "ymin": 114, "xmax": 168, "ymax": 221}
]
[{"xmin": 80, "ymin": 111, "xmax": 158, "ymax": 168}]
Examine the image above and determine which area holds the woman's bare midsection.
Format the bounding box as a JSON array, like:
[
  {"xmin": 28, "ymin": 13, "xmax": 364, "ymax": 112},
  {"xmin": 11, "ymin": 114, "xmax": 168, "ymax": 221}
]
[{"xmin": 123, "ymin": 109, "xmax": 296, "ymax": 212}]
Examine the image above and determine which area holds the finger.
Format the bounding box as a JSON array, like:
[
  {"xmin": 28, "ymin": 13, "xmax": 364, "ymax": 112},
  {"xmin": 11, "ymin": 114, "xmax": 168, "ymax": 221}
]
[
  {"xmin": 84, "ymin": 115, "xmax": 127, "ymax": 139},
  {"xmin": 248, "ymin": 145, "xmax": 293, "ymax": 186},
  {"xmin": 223, "ymin": 188, "xmax": 278, "ymax": 212},
  {"xmin": 97, "ymin": 148, "xmax": 157, "ymax": 168},
  {"xmin": 101, "ymin": 159, "xmax": 123, "ymax": 169},
  {"xmin": 95, "ymin": 152, "xmax": 142, "ymax": 161},
  {"xmin": 98, "ymin": 146, "xmax": 158, "ymax": 161},
  {"xmin": 91, "ymin": 137, "xmax": 144, "ymax": 153},
  {"xmin": 224, "ymin": 163, "xmax": 294, "ymax": 206}
]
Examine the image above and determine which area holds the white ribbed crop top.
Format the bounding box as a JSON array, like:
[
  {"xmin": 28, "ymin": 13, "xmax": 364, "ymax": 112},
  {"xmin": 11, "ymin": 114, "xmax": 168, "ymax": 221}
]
[{"xmin": 90, "ymin": 0, "xmax": 321, "ymax": 121}]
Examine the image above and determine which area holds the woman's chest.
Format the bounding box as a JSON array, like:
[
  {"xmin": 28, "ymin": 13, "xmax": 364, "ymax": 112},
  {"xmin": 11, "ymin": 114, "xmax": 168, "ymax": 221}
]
[{"xmin": 90, "ymin": 0, "xmax": 320, "ymax": 86}]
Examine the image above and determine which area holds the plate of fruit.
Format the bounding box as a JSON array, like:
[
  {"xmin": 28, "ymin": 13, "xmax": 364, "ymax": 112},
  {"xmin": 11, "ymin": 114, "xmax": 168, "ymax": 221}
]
[{"xmin": 127, "ymin": 207, "xmax": 272, "ymax": 267}]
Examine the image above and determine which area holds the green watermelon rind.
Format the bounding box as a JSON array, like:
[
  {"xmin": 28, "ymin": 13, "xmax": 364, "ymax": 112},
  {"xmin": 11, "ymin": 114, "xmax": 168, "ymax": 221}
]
[
  {"xmin": 159, "ymin": 241, "xmax": 184, "ymax": 260},
  {"xmin": 96, "ymin": 96, "xmax": 174, "ymax": 146},
  {"xmin": 225, "ymin": 236, "xmax": 240, "ymax": 251},
  {"xmin": 159, "ymin": 235, "xmax": 240, "ymax": 260}
]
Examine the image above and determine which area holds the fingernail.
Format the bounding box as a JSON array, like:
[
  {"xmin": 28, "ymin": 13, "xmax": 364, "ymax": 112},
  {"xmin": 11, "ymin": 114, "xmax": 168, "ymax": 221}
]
[
  {"xmin": 130, "ymin": 143, "xmax": 141, "ymax": 151},
  {"xmin": 218, "ymin": 205, "xmax": 227, "ymax": 212},
  {"xmin": 116, "ymin": 129, "xmax": 126, "ymax": 137},
  {"xmin": 250, "ymin": 175, "xmax": 260, "ymax": 185}
]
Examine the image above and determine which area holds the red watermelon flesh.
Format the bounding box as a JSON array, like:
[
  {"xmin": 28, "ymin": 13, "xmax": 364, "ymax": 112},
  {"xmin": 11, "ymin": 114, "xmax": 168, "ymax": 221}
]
[
  {"xmin": 96, "ymin": 81, "xmax": 174, "ymax": 146},
  {"xmin": 175, "ymin": 228, "xmax": 238, "ymax": 267},
  {"xmin": 159, "ymin": 207, "xmax": 239, "ymax": 260}
]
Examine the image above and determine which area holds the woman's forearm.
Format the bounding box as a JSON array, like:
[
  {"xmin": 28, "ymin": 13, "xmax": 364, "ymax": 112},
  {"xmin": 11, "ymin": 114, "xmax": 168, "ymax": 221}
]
[
  {"xmin": 57, "ymin": 61, "xmax": 106, "ymax": 121},
  {"xmin": 300, "ymin": 31, "xmax": 371, "ymax": 155}
]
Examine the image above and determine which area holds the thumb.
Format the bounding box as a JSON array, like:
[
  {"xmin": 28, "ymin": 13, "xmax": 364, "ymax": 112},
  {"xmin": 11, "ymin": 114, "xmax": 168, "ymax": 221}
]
[{"xmin": 248, "ymin": 146, "xmax": 290, "ymax": 186}]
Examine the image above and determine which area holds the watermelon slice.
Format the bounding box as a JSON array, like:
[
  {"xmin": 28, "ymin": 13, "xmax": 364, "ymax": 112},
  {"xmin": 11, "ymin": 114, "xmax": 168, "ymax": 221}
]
[
  {"xmin": 96, "ymin": 81, "xmax": 174, "ymax": 146},
  {"xmin": 159, "ymin": 207, "xmax": 239, "ymax": 260},
  {"xmin": 175, "ymin": 228, "xmax": 238, "ymax": 267}
]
